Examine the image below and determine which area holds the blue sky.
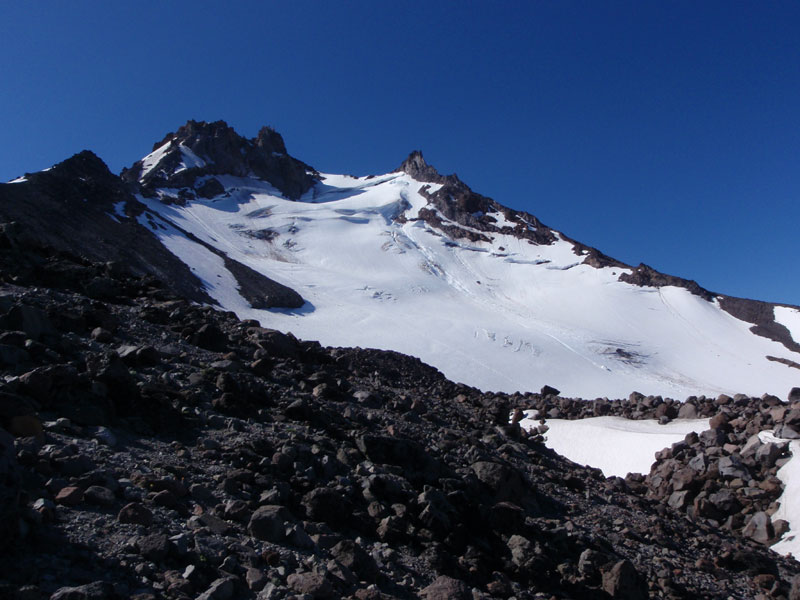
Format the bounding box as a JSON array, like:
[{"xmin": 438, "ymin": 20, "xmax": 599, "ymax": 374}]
[{"xmin": 2, "ymin": 2, "xmax": 798, "ymax": 304}]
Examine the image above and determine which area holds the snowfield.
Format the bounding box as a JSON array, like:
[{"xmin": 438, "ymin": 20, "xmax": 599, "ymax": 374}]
[
  {"xmin": 131, "ymin": 169, "xmax": 800, "ymax": 400},
  {"xmin": 517, "ymin": 412, "xmax": 710, "ymax": 478}
]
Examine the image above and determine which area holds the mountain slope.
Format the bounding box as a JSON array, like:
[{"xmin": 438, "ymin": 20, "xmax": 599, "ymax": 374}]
[
  {"xmin": 0, "ymin": 150, "xmax": 303, "ymax": 310},
  {"xmin": 3, "ymin": 228, "xmax": 799, "ymax": 598},
  {"xmin": 115, "ymin": 121, "xmax": 800, "ymax": 400},
  {"xmin": 4, "ymin": 120, "xmax": 800, "ymax": 399}
]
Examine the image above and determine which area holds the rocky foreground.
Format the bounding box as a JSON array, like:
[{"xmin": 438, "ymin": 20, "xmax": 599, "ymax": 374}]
[{"xmin": 2, "ymin": 225, "xmax": 800, "ymax": 600}]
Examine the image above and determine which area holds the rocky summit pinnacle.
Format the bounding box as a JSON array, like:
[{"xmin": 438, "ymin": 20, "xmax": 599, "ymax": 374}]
[
  {"xmin": 396, "ymin": 150, "xmax": 445, "ymax": 183},
  {"xmin": 121, "ymin": 119, "xmax": 319, "ymax": 200}
]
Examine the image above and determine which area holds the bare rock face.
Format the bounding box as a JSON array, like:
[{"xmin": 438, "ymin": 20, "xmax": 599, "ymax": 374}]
[
  {"xmin": 122, "ymin": 120, "xmax": 319, "ymax": 200},
  {"xmin": 0, "ymin": 152, "xmax": 212, "ymax": 304},
  {"xmin": 396, "ymin": 150, "xmax": 557, "ymax": 246},
  {"xmin": 396, "ymin": 150, "xmax": 445, "ymax": 184},
  {"xmin": 718, "ymin": 295, "xmax": 800, "ymax": 353},
  {"xmin": 0, "ymin": 152, "xmax": 304, "ymax": 310},
  {"xmin": 619, "ymin": 263, "xmax": 714, "ymax": 301}
]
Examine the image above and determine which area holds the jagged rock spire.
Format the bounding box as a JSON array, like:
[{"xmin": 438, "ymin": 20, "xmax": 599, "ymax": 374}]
[
  {"xmin": 396, "ymin": 150, "xmax": 444, "ymax": 183},
  {"xmin": 122, "ymin": 120, "xmax": 318, "ymax": 200}
]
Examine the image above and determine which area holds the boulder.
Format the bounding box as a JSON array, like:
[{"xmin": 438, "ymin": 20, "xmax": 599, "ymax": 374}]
[
  {"xmin": 470, "ymin": 461, "xmax": 527, "ymax": 501},
  {"xmin": 248, "ymin": 505, "xmax": 293, "ymax": 542},
  {"xmin": 540, "ymin": 385, "xmax": 560, "ymax": 397},
  {"xmin": 50, "ymin": 581, "xmax": 115, "ymax": 600},
  {"xmin": 718, "ymin": 455, "xmax": 749, "ymax": 480},
  {"xmin": 601, "ymin": 560, "xmax": 647, "ymax": 600},
  {"xmin": 775, "ymin": 423, "xmax": 800, "ymax": 440},
  {"xmin": 196, "ymin": 577, "xmax": 236, "ymax": 600},
  {"xmin": 117, "ymin": 502, "xmax": 153, "ymax": 526},
  {"xmin": 743, "ymin": 511, "xmax": 774, "ymax": 544},
  {"xmin": 286, "ymin": 573, "xmax": 334, "ymax": 599},
  {"xmin": 419, "ymin": 575, "xmax": 472, "ymax": 600},
  {"xmin": 330, "ymin": 540, "xmax": 378, "ymax": 581}
]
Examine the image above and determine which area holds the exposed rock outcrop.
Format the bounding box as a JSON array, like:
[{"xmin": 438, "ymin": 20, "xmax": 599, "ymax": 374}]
[
  {"xmin": 122, "ymin": 120, "xmax": 319, "ymax": 200},
  {"xmin": 397, "ymin": 151, "xmax": 557, "ymax": 246},
  {"xmin": 0, "ymin": 153, "xmax": 304, "ymax": 310}
]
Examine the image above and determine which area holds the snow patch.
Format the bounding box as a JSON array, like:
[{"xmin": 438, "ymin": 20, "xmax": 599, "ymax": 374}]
[
  {"xmin": 758, "ymin": 431, "xmax": 800, "ymax": 558},
  {"xmin": 112, "ymin": 201, "xmax": 126, "ymax": 219},
  {"xmin": 176, "ymin": 144, "xmax": 208, "ymax": 171},
  {"xmin": 775, "ymin": 306, "xmax": 800, "ymax": 344},
  {"xmin": 139, "ymin": 141, "xmax": 172, "ymax": 178},
  {"xmin": 519, "ymin": 414, "xmax": 710, "ymax": 478},
  {"xmin": 760, "ymin": 434, "xmax": 800, "ymax": 555},
  {"xmin": 105, "ymin": 200, "xmax": 127, "ymax": 224}
]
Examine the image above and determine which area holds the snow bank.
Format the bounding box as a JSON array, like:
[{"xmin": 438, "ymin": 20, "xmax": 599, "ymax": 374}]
[
  {"xmin": 759, "ymin": 431, "xmax": 800, "ymax": 558},
  {"xmin": 519, "ymin": 413, "xmax": 710, "ymax": 478},
  {"xmin": 139, "ymin": 141, "xmax": 172, "ymax": 178},
  {"xmin": 775, "ymin": 306, "xmax": 800, "ymax": 344}
]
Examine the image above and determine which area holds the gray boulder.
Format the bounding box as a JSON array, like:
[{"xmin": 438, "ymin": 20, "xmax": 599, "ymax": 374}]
[{"xmin": 248, "ymin": 505, "xmax": 293, "ymax": 542}]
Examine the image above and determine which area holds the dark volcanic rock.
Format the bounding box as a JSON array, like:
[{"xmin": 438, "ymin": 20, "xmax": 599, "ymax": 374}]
[
  {"xmin": 117, "ymin": 502, "xmax": 153, "ymax": 526},
  {"xmin": 601, "ymin": 560, "xmax": 647, "ymax": 600},
  {"xmin": 1, "ymin": 220, "xmax": 799, "ymax": 600},
  {"xmin": 718, "ymin": 295, "xmax": 800, "ymax": 353},
  {"xmin": 419, "ymin": 575, "xmax": 472, "ymax": 599},
  {"xmin": 122, "ymin": 120, "xmax": 319, "ymax": 200},
  {"xmin": 286, "ymin": 572, "xmax": 334, "ymax": 598},
  {"xmin": 619, "ymin": 263, "xmax": 714, "ymax": 301},
  {"xmin": 221, "ymin": 254, "xmax": 304, "ymax": 309},
  {"xmin": 396, "ymin": 151, "xmax": 557, "ymax": 246},
  {"xmin": 0, "ymin": 152, "xmax": 305, "ymax": 311},
  {"xmin": 396, "ymin": 151, "xmax": 445, "ymax": 184},
  {"xmin": 50, "ymin": 581, "xmax": 116, "ymax": 600},
  {"xmin": 248, "ymin": 505, "xmax": 293, "ymax": 542},
  {"xmin": 0, "ymin": 153, "xmax": 215, "ymax": 305}
]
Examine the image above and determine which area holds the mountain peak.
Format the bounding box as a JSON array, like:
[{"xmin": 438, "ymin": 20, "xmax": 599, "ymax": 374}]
[
  {"xmin": 255, "ymin": 125, "xmax": 287, "ymax": 155},
  {"xmin": 123, "ymin": 120, "xmax": 318, "ymax": 200},
  {"xmin": 396, "ymin": 150, "xmax": 444, "ymax": 183},
  {"xmin": 20, "ymin": 150, "xmax": 118, "ymax": 190}
]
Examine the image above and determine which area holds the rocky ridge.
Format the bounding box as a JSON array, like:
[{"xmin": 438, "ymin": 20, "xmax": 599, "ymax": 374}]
[
  {"xmin": 121, "ymin": 120, "xmax": 319, "ymax": 201},
  {"xmin": 2, "ymin": 226, "xmax": 800, "ymax": 599},
  {"xmin": 395, "ymin": 151, "xmax": 559, "ymax": 247},
  {"xmin": 0, "ymin": 151, "xmax": 303, "ymax": 311},
  {"xmin": 394, "ymin": 152, "xmax": 800, "ymax": 355}
]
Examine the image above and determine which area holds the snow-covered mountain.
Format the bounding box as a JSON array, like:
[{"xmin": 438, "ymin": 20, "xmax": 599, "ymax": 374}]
[{"xmin": 6, "ymin": 120, "xmax": 800, "ymax": 399}]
